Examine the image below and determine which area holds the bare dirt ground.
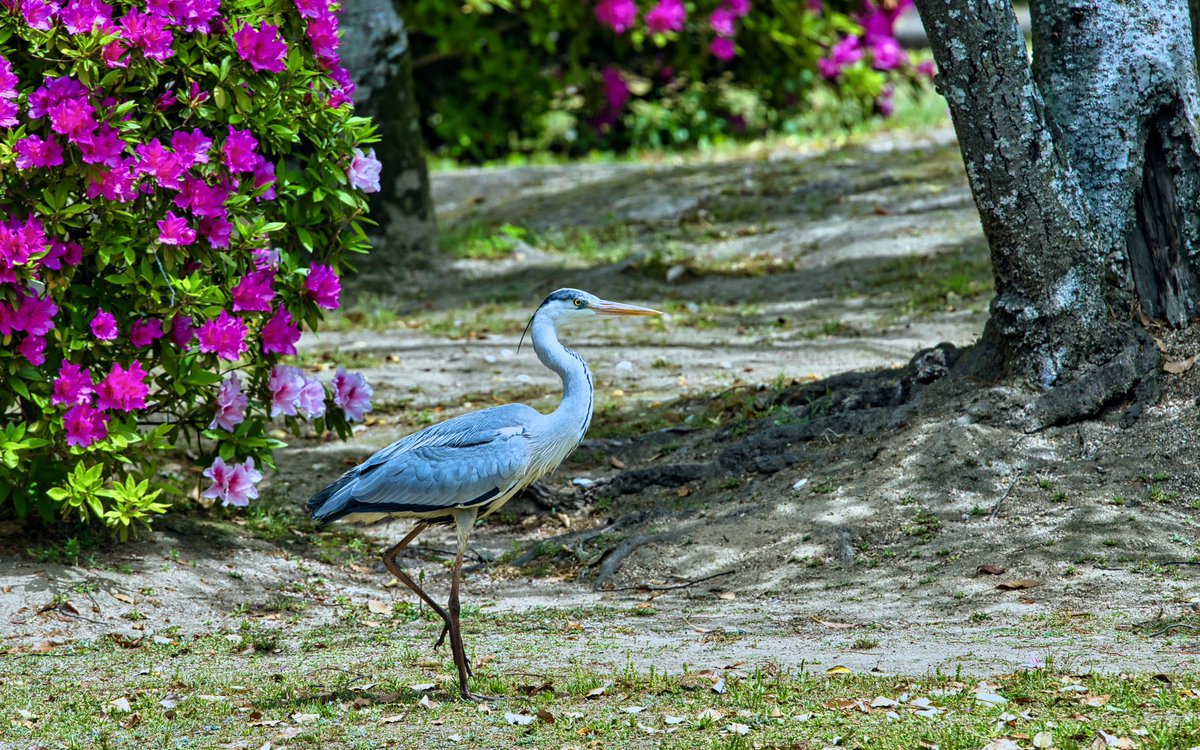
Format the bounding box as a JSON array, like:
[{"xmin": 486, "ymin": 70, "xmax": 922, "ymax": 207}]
[{"xmin": 5, "ymin": 126, "xmax": 1200, "ymax": 687}]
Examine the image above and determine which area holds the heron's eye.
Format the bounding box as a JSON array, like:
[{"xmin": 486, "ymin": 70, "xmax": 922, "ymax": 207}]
[{"xmin": 573, "ymin": 298, "xmax": 583, "ymax": 308}]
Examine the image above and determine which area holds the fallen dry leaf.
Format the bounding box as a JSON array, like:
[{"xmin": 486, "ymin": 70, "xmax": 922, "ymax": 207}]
[
  {"xmin": 380, "ymin": 715, "xmax": 406, "ymax": 724},
  {"xmin": 585, "ymin": 685, "xmax": 606, "ymax": 699},
  {"xmin": 113, "ymin": 593, "xmax": 134, "ymax": 604},
  {"xmin": 727, "ymin": 722, "xmax": 750, "ymax": 735},
  {"xmin": 409, "ymin": 683, "xmax": 435, "ymax": 692},
  {"xmin": 825, "ymin": 665, "xmax": 853, "ymax": 675},
  {"xmin": 1163, "ymin": 355, "xmax": 1197, "ymax": 375},
  {"xmin": 537, "ymin": 709, "xmax": 556, "ymax": 724},
  {"xmin": 980, "ymin": 740, "xmax": 1021, "ymax": 750},
  {"xmin": 1033, "ymin": 731, "xmax": 1054, "ymax": 748},
  {"xmin": 977, "ymin": 565, "xmax": 1007, "ymax": 576},
  {"xmin": 290, "ymin": 712, "xmax": 319, "ymax": 724},
  {"xmin": 121, "ymin": 713, "xmax": 142, "ymax": 729},
  {"xmin": 108, "ymin": 697, "xmax": 132, "ymax": 714},
  {"xmin": 366, "ymin": 600, "xmax": 391, "ymax": 615},
  {"xmin": 996, "ymin": 579, "xmax": 1039, "ymax": 591}
]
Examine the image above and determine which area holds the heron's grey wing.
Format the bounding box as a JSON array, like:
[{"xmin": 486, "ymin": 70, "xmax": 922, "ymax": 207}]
[{"xmin": 307, "ymin": 404, "xmax": 536, "ymax": 523}]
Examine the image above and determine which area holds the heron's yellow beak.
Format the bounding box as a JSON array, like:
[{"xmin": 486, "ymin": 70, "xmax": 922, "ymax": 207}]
[{"xmin": 592, "ymin": 301, "xmax": 663, "ymax": 317}]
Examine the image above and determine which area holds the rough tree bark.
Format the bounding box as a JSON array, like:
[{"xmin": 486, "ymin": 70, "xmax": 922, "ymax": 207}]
[
  {"xmin": 913, "ymin": 0, "xmax": 1200, "ymax": 427},
  {"xmin": 339, "ymin": 1, "xmax": 437, "ymax": 268}
]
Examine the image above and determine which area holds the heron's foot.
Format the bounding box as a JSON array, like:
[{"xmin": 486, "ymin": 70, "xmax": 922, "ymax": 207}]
[
  {"xmin": 461, "ymin": 689, "xmax": 497, "ymax": 703},
  {"xmin": 433, "ymin": 623, "xmax": 449, "ymax": 650}
]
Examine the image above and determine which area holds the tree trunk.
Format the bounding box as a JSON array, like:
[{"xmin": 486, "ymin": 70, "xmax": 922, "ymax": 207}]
[
  {"xmin": 914, "ymin": 0, "xmax": 1200, "ymax": 426},
  {"xmin": 339, "ymin": 2, "xmax": 437, "ymax": 270}
]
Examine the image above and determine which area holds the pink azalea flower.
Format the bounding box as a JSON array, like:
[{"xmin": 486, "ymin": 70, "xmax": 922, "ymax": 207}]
[
  {"xmin": 0, "ymin": 56, "xmax": 17, "ymax": 97},
  {"xmin": 53, "ymin": 361, "xmax": 94, "ymax": 406},
  {"xmin": 724, "ymin": 0, "xmax": 751, "ymax": 16},
  {"xmin": 157, "ymin": 210, "xmax": 196, "ymax": 245},
  {"xmin": 176, "ymin": 174, "xmax": 230, "ymax": 217},
  {"xmin": 21, "ymin": 0, "xmax": 59, "ymax": 30},
  {"xmin": 645, "ymin": 0, "xmax": 686, "ymax": 33},
  {"xmin": 233, "ymin": 21, "xmax": 288, "ymax": 73},
  {"xmin": 86, "ymin": 160, "xmax": 139, "ymax": 202},
  {"xmin": 297, "ymin": 374, "xmax": 325, "ymax": 418},
  {"xmin": 91, "ymin": 308, "xmax": 118, "ymax": 340},
  {"xmin": 223, "ymin": 126, "xmax": 260, "ymax": 173},
  {"xmin": 251, "ymin": 247, "xmax": 280, "ymax": 270},
  {"xmin": 64, "ymin": 404, "xmax": 109, "ymax": 448},
  {"xmin": 18, "ymin": 334, "xmax": 46, "ymax": 366},
  {"xmin": 332, "ymin": 367, "xmax": 373, "ymax": 422},
  {"xmin": 130, "ymin": 318, "xmax": 164, "ymax": 348},
  {"xmin": 261, "ymin": 306, "xmax": 301, "ymax": 355},
  {"xmin": 209, "ymin": 373, "xmax": 248, "ymax": 431},
  {"xmin": 709, "ymin": 7, "xmax": 736, "ymax": 36},
  {"xmin": 870, "ymin": 36, "xmax": 907, "ymax": 70},
  {"xmin": 79, "ymin": 123, "xmax": 126, "ymax": 166},
  {"xmin": 170, "ymin": 314, "xmax": 195, "ymax": 348},
  {"xmin": 252, "ymin": 159, "xmax": 277, "ymax": 201},
  {"xmin": 16, "ymin": 291, "xmax": 58, "ymax": 336},
  {"xmin": 197, "ymin": 215, "xmax": 232, "ymax": 249},
  {"xmin": 120, "ymin": 6, "xmax": 175, "ymax": 61},
  {"xmin": 60, "ymin": 0, "xmax": 112, "ymax": 34},
  {"xmin": 48, "ymin": 97, "xmax": 98, "ymax": 144},
  {"xmin": 95, "ymin": 359, "xmax": 149, "ymax": 412},
  {"xmin": 709, "ymin": 36, "xmax": 736, "ymax": 61},
  {"xmin": 14, "ymin": 135, "xmax": 64, "ymax": 169},
  {"xmin": 602, "ymin": 66, "xmax": 630, "ymax": 113},
  {"xmin": 305, "ymin": 15, "xmax": 340, "ymax": 66},
  {"xmin": 0, "ymin": 99, "xmax": 16, "ymax": 129},
  {"xmin": 39, "ymin": 239, "xmax": 83, "ymax": 271},
  {"xmin": 231, "ymin": 269, "xmax": 275, "ymax": 313},
  {"xmin": 304, "ymin": 263, "xmax": 341, "ymax": 310},
  {"xmin": 196, "ymin": 309, "xmax": 248, "ymax": 361},
  {"xmin": 594, "ymin": 0, "xmax": 636, "ymax": 34},
  {"xmin": 876, "ymin": 84, "xmax": 895, "ymax": 116},
  {"xmin": 819, "ymin": 35, "xmax": 862, "ymax": 79},
  {"xmin": 347, "ymin": 148, "xmax": 381, "ymax": 193},
  {"xmin": 268, "ymin": 364, "xmax": 304, "ymax": 417},
  {"xmin": 202, "ymin": 456, "xmax": 263, "ymax": 507},
  {"xmin": 27, "ymin": 76, "xmax": 86, "ymax": 119},
  {"xmin": 917, "ymin": 59, "xmax": 936, "ymax": 78},
  {"xmin": 294, "ymin": 0, "xmax": 329, "ymax": 19},
  {"xmin": 171, "ymin": 128, "xmax": 212, "ymax": 167}
]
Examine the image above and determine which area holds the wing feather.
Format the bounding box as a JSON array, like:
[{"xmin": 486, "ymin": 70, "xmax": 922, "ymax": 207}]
[{"xmin": 307, "ymin": 404, "xmax": 537, "ymax": 523}]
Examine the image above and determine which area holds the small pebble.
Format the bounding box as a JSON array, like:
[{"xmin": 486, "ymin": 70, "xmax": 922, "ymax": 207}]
[
  {"xmin": 615, "ymin": 360, "xmax": 634, "ymax": 371},
  {"xmin": 516, "ymin": 374, "xmax": 531, "ymax": 383}
]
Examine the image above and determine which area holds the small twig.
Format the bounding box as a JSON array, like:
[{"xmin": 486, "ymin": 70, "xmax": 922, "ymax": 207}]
[
  {"xmin": 1147, "ymin": 623, "xmax": 1200, "ymax": 638},
  {"xmin": 989, "ymin": 472, "xmax": 1023, "ymax": 520},
  {"xmin": 600, "ymin": 569, "xmax": 736, "ymax": 593},
  {"xmin": 591, "ymin": 532, "xmax": 673, "ymax": 590},
  {"xmin": 1160, "ymin": 561, "xmax": 1200, "ymax": 566}
]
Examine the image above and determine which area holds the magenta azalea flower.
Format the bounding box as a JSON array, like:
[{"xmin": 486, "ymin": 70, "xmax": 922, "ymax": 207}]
[
  {"xmin": 231, "ymin": 269, "xmax": 275, "ymax": 313},
  {"xmin": 95, "ymin": 359, "xmax": 149, "ymax": 412},
  {"xmin": 819, "ymin": 35, "xmax": 862, "ymax": 79},
  {"xmin": 130, "ymin": 318, "xmax": 165, "ymax": 348},
  {"xmin": 870, "ymin": 36, "xmax": 907, "ymax": 70},
  {"xmin": 209, "ymin": 373, "xmax": 248, "ymax": 431},
  {"xmin": 79, "ymin": 123, "xmax": 126, "ymax": 166},
  {"xmin": 332, "ymin": 367, "xmax": 373, "ymax": 422},
  {"xmin": 304, "ymin": 263, "xmax": 341, "ymax": 310},
  {"xmin": 725, "ymin": 0, "xmax": 751, "ymax": 16},
  {"xmin": 170, "ymin": 314, "xmax": 195, "ymax": 348},
  {"xmin": 347, "ymin": 148, "xmax": 381, "ymax": 193},
  {"xmin": 16, "ymin": 291, "xmax": 58, "ymax": 336},
  {"xmin": 60, "ymin": 0, "xmax": 113, "ymax": 35},
  {"xmin": 202, "ymin": 456, "xmax": 263, "ymax": 507},
  {"xmin": 14, "ymin": 135, "xmax": 65, "ymax": 169},
  {"xmin": 156, "ymin": 210, "xmax": 196, "ymax": 245},
  {"xmin": 268, "ymin": 364, "xmax": 305, "ymax": 417},
  {"xmin": 21, "ymin": 0, "xmax": 58, "ymax": 30},
  {"xmin": 297, "ymin": 374, "xmax": 325, "ymax": 418},
  {"xmin": 120, "ymin": 6, "xmax": 175, "ymax": 61},
  {"xmin": 48, "ymin": 97, "xmax": 98, "ymax": 144},
  {"xmin": 0, "ymin": 56, "xmax": 17, "ymax": 97},
  {"xmin": 709, "ymin": 36, "xmax": 736, "ymax": 61},
  {"xmin": 294, "ymin": 0, "xmax": 330, "ymax": 19},
  {"xmin": 171, "ymin": 128, "xmax": 212, "ymax": 167},
  {"xmin": 233, "ymin": 21, "xmax": 288, "ymax": 73},
  {"xmin": 53, "ymin": 361, "xmax": 95, "ymax": 407},
  {"xmin": 602, "ymin": 66, "xmax": 630, "ymax": 113},
  {"xmin": 261, "ymin": 306, "xmax": 301, "ymax": 355},
  {"xmin": 223, "ymin": 126, "xmax": 260, "ymax": 173},
  {"xmin": 709, "ymin": 7, "xmax": 736, "ymax": 36},
  {"xmin": 196, "ymin": 309, "xmax": 248, "ymax": 361},
  {"xmin": 645, "ymin": 0, "xmax": 686, "ymax": 33},
  {"xmin": 197, "ymin": 215, "xmax": 233, "ymax": 249},
  {"xmin": 18, "ymin": 334, "xmax": 46, "ymax": 366},
  {"xmin": 64, "ymin": 404, "xmax": 109, "ymax": 448},
  {"xmin": 251, "ymin": 247, "xmax": 280, "ymax": 270},
  {"xmin": 91, "ymin": 308, "xmax": 118, "ymax": 340},
  {"xmin": 305, "ymin": 15, "xmax": 340, "ymax": 67},
  {"xmin": 594, "ymin": 0, "xmax": 636, "ymax": 34}
]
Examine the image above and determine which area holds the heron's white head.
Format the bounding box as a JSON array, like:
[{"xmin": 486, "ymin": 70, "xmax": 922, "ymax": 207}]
[{"xmin": 519, "ymin": 288, "xmax": 661, "ymax": 350}]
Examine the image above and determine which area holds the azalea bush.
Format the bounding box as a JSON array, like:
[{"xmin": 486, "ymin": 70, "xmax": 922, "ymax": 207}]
[
  {"xmin": 409, "ymin": 0, "xmax": 930, "ymax": 161},
  {"xmin": 0, "ymin": 0, "xmax": 382, "ymax": 535}
]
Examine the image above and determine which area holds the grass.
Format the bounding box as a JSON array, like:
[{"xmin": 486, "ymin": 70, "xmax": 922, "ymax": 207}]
[{"xmin": 5, "ymin": 624, "xmax": 1200, "ymax": 750}]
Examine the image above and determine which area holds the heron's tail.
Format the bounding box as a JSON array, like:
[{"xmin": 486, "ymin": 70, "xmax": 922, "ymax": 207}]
[{"xmin": 306, "ymin": 471, "xmax": 358, "ymax": 524}]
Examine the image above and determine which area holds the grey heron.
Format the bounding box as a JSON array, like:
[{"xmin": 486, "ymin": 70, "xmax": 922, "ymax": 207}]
[{"xmin": 306, "ymin": 288, "xmax": 661, "ymax": 701}]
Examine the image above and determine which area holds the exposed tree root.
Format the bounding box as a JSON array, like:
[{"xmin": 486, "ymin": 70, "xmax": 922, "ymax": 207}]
[{"xmin": 590, "ymin": 531, "xmax": 675, "ymax": 590}]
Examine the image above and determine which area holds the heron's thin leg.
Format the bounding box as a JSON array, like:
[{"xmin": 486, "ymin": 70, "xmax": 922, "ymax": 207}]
[
  {"xmin": 449, "ymin": 508, "xmax": 489, "ymax": 702},
  {"xmin": 381, "ymin": 524, "xmax": 452, "ymax": 649}
]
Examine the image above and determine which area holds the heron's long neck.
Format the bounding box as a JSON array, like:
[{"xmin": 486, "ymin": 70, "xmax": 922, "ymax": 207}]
[{"xmin": 532, "ymin": 315, "xmax": 593, "ymax": 441}]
